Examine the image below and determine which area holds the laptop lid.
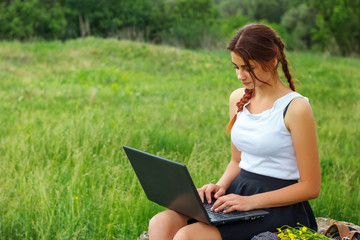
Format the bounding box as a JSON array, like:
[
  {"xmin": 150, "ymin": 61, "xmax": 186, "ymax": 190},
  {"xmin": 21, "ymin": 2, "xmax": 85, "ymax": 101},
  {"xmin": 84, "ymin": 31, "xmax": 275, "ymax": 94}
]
[
  {"xmin": 123, "ymin": 146, "xmax": 269, "ymax": 225},
  {"xmin": 123, "ymin": 145, "xmax": 211, "ymax": 224}
]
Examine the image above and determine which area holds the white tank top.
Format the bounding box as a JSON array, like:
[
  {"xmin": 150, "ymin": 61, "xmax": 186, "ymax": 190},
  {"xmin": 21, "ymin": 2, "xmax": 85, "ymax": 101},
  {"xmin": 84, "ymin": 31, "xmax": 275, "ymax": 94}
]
[{"xmin": 231, "ymin": 91, "xmax": 308, "ymax": 180}]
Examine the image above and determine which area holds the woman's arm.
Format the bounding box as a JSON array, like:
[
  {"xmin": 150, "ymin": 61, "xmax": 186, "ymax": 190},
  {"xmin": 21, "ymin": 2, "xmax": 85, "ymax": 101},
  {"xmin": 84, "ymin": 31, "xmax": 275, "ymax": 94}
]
[
  {"xmin": 212, "ymin": 97, "xmax": 321, "ymax": 212},
  {"xmin": 251, "ymin": 97, "xmax": 321, "ymax": 208}
]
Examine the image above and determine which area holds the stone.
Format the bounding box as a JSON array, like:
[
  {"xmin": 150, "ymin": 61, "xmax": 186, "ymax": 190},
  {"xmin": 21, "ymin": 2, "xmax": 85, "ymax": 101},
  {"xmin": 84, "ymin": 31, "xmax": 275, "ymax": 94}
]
[
  {"xmin": 137, "ymin": 231, "xmax": 149, "ymax": 240},
  {"xmin": 136, "ymin": 218, "xmax": 360, "ymax": 239}
]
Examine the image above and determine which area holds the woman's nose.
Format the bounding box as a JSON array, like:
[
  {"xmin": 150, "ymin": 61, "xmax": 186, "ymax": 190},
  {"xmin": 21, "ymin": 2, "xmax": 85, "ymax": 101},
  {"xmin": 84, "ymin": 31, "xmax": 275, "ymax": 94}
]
[{"xmin": 237, "ymin": 70, "xmax": 246, "ymax": 80}]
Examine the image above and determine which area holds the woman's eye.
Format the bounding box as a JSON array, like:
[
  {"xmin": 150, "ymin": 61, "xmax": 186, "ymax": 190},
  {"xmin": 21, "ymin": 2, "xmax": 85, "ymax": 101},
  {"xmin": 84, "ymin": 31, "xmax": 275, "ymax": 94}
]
[
  {"xmin": 233, "ymin": 65, "xmax": 253, "ymax": 72},
  {"xmin": 244, "ymin": 66, "xmax": 253, "ymax": 72}
]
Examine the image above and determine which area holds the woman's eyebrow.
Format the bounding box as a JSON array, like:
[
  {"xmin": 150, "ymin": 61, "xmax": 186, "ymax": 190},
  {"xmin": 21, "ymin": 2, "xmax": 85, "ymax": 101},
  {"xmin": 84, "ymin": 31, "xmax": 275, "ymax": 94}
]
[{"xmin": 232, "ymin": 62, "xmax": 246, "ymax": 68}]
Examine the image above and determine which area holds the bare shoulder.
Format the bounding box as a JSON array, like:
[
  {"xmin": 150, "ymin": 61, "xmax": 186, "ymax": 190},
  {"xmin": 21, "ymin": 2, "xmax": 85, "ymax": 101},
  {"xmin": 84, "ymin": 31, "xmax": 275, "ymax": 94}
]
[
  {"xmin": 285, "ymin": 97, "xmax": 315, "ymax": 130},
  {"xmin": 229, "ymin": 88, "xmax": 245, "ymax": 119},
  {"xmin": 229, "ymin": 88, "xmax": 245, "ymax": 104},
  {"xmin": 288, "ymin": 97, "xmax": 313, "ymax": 116}
]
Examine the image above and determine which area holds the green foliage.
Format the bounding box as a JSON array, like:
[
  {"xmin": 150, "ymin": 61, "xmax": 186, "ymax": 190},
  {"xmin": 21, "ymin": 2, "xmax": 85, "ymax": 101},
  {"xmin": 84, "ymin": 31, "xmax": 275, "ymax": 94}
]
[
  {"xmin": 0, "ymin": 0, "xmax": 66, "ymax": 40},
  {"xmin": 214, "ymin": 0, "xmax": 295, "ymax": 43},
  {"xmin": 280, "ymin": 4, "xmax": 316, "ymax": 50},
  {"xmin": 277, "ymin": 224, "xmax": 330, "ymax": 239},
  {"xmin": 216, "ymin": 0, "xmax": 292, "ymax": 23},
  {"xmin": 0, "ymin": 38, "xmax": 359, "ymax": 239},
  {"xmin": 308, "ymin": 0, "xmax": 360, "ymax": 55},
  {"xmin": 62, "ymin": 0, "xmax": 156, "ymax": 38},
  {"xmin": 0, "ymin": 0, "xmax": 359, "ymax": 54},
  {"xmin": 215, "ymin": 14, "xmax": 252, "ymax": 40},
  {"xmin": 0, "ymin": 0, "xmax": 217, "ymax": 48},
  {"xmin": 164, "ymin": 0, "xmax": 217, "ymax": 48}
]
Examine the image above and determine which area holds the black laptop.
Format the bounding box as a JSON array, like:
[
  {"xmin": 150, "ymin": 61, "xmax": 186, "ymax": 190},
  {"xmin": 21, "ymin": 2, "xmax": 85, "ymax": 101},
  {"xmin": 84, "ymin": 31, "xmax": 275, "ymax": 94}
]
[{"xmin": 123, "ymin": 146, "xmax": 269, "ymax": 225}]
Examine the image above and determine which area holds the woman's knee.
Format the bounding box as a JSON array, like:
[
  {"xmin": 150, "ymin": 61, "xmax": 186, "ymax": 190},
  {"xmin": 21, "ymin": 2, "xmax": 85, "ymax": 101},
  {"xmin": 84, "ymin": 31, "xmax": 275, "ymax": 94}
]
[
  {"xmin": 173, "ymin": 223, "xmax": 222, "ymax": 240},
  {"xmin": 173, "ymin": 227, "xmax": 192, "ymax": 240},
  {"xmin": 148, "ymin": 210, "xmax": 189, "ymax": 237},
  {"xmin": 149, "ymin": 210, "xmax": 183, "ymax": 227}
]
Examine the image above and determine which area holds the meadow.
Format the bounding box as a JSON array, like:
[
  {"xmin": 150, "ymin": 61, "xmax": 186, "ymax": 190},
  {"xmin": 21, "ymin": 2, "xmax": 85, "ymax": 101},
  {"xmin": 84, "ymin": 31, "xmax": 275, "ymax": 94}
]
[{"xmin": 0, "ymin": 38, "xmax": 359, "ymax": 239}]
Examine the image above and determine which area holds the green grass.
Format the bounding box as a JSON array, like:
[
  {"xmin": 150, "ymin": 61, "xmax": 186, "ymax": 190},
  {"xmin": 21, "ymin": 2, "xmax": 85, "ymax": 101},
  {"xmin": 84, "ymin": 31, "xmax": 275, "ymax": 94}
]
[{"xmin": 0, "ymin": 38, "xmax": 359, "ymax": 239}]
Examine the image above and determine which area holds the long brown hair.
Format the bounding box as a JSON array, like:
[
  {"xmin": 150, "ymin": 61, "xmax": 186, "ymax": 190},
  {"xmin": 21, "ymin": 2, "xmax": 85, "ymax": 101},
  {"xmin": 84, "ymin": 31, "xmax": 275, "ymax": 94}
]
[{"xmin": 227, "ymin": 24, "xmax": 296, "ymax": 135}]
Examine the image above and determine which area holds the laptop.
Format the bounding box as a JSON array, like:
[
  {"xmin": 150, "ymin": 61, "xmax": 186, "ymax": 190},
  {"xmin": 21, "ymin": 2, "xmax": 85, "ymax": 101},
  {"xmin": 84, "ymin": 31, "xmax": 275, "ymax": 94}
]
[{"xmin": 123, "ymin": 146, "xmax": 269, "ymax": 225}]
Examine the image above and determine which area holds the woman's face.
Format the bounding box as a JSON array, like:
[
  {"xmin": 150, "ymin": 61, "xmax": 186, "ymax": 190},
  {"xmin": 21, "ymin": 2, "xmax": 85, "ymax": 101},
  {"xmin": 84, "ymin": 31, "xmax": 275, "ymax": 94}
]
[{"xmin": 231, "ymin": 52, "xmax": 273, "ymax": 89}]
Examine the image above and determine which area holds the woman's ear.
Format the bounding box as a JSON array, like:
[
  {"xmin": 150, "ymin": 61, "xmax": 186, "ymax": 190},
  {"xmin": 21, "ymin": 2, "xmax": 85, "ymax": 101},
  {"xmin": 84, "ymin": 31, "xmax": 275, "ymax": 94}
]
[{"xmin": 273, "ymin": 57, "xmax": 278, "ymax": 67}]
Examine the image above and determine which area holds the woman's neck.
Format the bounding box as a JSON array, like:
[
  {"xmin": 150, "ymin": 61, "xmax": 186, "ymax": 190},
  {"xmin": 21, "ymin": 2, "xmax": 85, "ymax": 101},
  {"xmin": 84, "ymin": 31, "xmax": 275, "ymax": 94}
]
[{"xmin": 252, "ymin": 78, "xmax": 292, "ymax": 104}]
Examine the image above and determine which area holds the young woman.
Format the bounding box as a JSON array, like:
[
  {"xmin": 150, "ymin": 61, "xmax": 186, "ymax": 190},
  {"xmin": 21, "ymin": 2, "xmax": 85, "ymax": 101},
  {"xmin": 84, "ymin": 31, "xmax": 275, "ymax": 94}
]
[{"xmin": 148, "ymin": 24, "xmax": 321, "ymax": 240}]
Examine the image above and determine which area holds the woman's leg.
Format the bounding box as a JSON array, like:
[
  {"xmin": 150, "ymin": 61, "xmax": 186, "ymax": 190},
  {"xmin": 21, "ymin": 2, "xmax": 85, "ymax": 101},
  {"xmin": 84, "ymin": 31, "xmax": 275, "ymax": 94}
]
[
  {"xmin": 148, "ymin": 209, "xmax": 190, "ymax": 240},
  {"xmin": 173, "ymin": 222, "xmax": 222, "ymax": 240}
]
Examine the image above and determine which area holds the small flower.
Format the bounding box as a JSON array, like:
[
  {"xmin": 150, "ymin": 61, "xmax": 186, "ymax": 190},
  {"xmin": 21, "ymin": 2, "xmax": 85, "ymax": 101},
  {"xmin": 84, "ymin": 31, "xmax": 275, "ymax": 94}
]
[
  {"xmin": 276, "ymin": 224, "xmax": 329, "ymax": 240},
  {"xmin": 289, "ymin": 233, "xmax": 295, "ymax": 240},
  {"xmin": 74, "ymin": 196, "xmax": 79, "ymax": 200}
]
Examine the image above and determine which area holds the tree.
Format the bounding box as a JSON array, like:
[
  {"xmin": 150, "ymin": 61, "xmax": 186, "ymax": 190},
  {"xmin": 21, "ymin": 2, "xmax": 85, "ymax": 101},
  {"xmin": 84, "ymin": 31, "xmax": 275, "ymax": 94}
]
[
  {"xmin": 0, "ymin": 0, "xmax": 66, "ymax": 40},
  {"xmin": 280, "ymin": 3, "xmax": 316, "ymax": 50},
  {"xmin": 308, "ymin": 0, "xmax": 360, "ymax": 55}
]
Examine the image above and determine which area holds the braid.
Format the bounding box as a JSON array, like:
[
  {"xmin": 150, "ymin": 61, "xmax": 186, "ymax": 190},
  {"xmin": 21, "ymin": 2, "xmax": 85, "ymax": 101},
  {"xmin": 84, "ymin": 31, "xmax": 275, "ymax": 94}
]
[
  {"xmin": 275, "ymin": 37, "xmax": 296, "ymax": 91},
  {"xmin": 227, "ymin": 88, "xmax": 254, "ymax": 135}
]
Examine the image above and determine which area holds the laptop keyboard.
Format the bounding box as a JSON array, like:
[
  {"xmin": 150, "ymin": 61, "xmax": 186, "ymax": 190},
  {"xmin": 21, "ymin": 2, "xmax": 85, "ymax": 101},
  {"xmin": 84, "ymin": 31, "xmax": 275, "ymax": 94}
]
[{"xmin": 204, "ymin": 202, "xmax": 251, "ymax": 220}]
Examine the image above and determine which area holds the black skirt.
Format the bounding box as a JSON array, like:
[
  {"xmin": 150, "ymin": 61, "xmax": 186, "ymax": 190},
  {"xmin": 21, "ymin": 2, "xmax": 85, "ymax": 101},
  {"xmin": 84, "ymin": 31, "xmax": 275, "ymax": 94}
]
[{"xmin": 216, "ymin": 170, "xmax": 317, "ymax": 240}]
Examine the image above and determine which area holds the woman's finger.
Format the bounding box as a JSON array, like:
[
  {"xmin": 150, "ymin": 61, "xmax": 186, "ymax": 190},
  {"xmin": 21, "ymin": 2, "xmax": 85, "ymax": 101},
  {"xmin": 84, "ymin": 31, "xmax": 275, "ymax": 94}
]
[
  {"xmin": 211, "ymin": 196, "xmax": 225, "ymax": 211},
  {"xmin": 214, "ymin": 200, "xmax": 231, "ymax": 212},
  {"xmin": 197, "ymin": 190, "xmax": 204, "ymax": 203},
  {"xmin": 197, "ymin": 186, "xmax": 207, "ymax": 203},
  {"xmin": 205, "ymin": 185, "xmax": 215, "ymax": 204},
  {"xmin": 223, "ymin": 205, "xmax": 236, "ymax": 213},
  {"xmin": 212, "ymin": 195, "xmax": 240, "ymax": 212},
  {"xmin": 214, "ymin": 187, "xmax": 225, "ymax": 199}
]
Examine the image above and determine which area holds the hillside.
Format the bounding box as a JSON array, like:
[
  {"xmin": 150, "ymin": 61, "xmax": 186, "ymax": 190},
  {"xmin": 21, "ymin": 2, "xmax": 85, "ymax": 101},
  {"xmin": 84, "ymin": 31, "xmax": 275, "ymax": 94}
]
[{"xmin": 0, "ymin": 38, "xmax": 359, "ymax": 239}]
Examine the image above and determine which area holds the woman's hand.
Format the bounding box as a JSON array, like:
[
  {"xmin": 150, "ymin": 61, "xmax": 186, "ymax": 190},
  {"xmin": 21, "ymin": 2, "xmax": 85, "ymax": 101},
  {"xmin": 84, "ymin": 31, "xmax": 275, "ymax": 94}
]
[
  {"xmin": 211, "ymin": 194, "xmax": 254, "ymax": 213},
  {"xmin": 197, "ymin": 184, "xmax": 226, "ymax": 204}
]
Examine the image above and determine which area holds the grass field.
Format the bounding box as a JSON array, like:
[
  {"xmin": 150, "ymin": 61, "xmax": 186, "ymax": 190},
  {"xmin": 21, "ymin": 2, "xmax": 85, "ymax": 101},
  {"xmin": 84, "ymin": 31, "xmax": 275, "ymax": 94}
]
[{"xmin": 0, "ymin": 38, "xmax": 359, "ymax": 239}]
